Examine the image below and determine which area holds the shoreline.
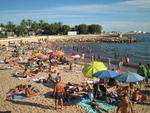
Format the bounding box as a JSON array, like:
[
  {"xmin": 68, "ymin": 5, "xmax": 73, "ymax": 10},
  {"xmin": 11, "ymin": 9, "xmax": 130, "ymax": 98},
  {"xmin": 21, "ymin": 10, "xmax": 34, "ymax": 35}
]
[{"xmin": 0, "ymin": 34, "xmax": 142, "ymax": 45}]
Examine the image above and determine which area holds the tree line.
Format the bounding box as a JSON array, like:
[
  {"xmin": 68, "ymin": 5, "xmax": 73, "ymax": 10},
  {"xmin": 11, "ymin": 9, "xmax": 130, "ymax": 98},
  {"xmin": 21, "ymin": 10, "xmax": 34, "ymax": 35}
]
[{"xmin": 0, "ymin": 19, "xmax": 102, "ymax": 38}]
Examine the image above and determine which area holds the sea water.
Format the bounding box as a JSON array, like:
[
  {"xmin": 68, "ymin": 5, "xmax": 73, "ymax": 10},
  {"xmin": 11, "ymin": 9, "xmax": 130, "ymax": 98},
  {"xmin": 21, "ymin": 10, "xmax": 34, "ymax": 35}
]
[{"xmin": 62, "ymin": 33, "xmax": 150, "ymax": 65}]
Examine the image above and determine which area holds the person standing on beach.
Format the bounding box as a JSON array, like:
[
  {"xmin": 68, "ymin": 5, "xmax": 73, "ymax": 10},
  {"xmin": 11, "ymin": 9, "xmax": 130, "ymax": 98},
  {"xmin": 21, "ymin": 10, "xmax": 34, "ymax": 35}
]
[
  {"xmin": 137, "ymin": 62, "xmax": 147, "ymax": 78},
  {"xmin": 53, "ymin": 77, "xmax": 64, "ymax": 110},
  {"xmin": 125, "ymin": 55, "xmax": 130, "ymax": 64}
]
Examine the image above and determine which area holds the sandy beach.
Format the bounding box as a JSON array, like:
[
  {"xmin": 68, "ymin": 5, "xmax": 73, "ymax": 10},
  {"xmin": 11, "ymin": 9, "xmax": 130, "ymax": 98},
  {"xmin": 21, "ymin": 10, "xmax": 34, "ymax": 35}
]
[{"xmin": 0, "ymin": 39, "xmax": 150, "ymax": 113}]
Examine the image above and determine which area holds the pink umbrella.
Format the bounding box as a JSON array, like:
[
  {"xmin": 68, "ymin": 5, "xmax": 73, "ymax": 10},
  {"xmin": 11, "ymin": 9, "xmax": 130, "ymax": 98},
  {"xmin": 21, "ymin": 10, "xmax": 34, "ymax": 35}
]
[
  {"xmin": 48, "ymin": 52, "xmax": 57, "ymax": 55},
  {"xmin": 71, "ymin": 52, "xmax": 79, "ymax": 56},
  {"xmin": 71, "ymin": 52, "xmax": 80, "ymax": 58}
]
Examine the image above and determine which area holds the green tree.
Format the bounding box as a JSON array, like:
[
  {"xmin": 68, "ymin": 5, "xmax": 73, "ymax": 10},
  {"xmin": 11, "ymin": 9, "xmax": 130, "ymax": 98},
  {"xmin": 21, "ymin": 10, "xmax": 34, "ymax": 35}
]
[
  {"xmin": 15, "ymin": 25, "xmax": 27, "ymax": 36},
  {"xmin": 76, "ymin": 24, "xmax": 88, "ymax": 34},
  {"xmin": 61, "ymin": 25, "xmax": 70, "ymax": 35},
  {"xmin": 88, "ymin": 24, "xmax": 102, "ymax": 34},
  {"xmin": 48, "ymin": 22, "xmax": 62, "ymax": 35},
  {"xmin": 6, "ymin": 21, "xmax": 16, "ymax": 32}
]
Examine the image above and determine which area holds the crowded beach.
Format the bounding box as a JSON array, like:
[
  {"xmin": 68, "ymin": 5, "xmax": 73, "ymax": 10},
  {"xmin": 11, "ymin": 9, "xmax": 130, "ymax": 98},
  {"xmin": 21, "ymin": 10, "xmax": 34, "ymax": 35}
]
[{"xmin": 0, "ymin": 38, "xmax": 150, "ymax": 113}]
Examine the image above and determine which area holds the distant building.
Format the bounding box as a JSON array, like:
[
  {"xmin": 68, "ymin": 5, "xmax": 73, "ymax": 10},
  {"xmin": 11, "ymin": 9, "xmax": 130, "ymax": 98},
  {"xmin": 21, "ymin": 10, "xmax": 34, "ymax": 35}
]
[{"xmin": 68, "ymin": 31, "xmax": 77, "ymax": 36}]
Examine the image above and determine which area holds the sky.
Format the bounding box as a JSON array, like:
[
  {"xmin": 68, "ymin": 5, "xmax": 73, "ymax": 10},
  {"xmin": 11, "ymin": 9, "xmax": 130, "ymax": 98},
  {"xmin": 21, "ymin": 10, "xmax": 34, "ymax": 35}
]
[{"xmin": 0, "ymin": 0, "xmax": 150, "ymax": 32}]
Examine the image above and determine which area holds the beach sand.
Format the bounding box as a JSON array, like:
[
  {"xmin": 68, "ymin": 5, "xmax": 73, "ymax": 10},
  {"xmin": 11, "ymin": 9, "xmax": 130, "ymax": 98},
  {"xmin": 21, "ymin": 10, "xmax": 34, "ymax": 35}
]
[
  {"xmin": 0, "ymin": 41, "xmax": 150, "ymax": 113},
  {"xmin": 0, "ymin": 61, "xmax": 150, "ymax": 113}
]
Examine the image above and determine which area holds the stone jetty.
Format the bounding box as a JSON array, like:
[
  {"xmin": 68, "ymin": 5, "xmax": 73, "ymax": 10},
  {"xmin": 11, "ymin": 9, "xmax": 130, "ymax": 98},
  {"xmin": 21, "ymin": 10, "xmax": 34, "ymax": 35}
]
[{"xmin": 0, "ymin": 34, "xmax": 142, "ymax": 45}]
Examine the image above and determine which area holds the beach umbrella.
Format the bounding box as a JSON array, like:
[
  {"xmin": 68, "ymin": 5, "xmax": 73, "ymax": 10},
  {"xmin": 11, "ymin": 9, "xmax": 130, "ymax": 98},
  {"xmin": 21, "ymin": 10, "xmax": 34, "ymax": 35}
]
[
  {"xmin": 82, "ymin": 61, "xmax": 107, "ymax": 78},
  {"xmin": 114, "ymin": 72, "xmax": 145, "ymax": 83},
  {"xmin": 38, "ymin": 55, "xmax": 49, "ymax": 59},
  {"xmin": 48, "ymin": 51, "xmax": 64, "ymax": 56},
  {"xmin": 71, "ymin": 52, "xmax": 80, "ymax": 58},
  {"xmin": 71, "ymin": 54, "xmax": 80, "ymax": 58},
  {"xmin": 18, "ymin": 47, "xmax": 24, "ymax": 51},
  {"xmin": 71, "ymin": 52, "xmax": 78, "ymax": 56},
  {"xmin": 48, "ymin": 52, "xmax": 57, "ymax": 55},
  {"xmin": 55, "ymin": 51, "xmax": 64, "ymax": 56},
  {"xmin": 34, "ymin": 53, "xmax": 43, "ymax": 56},
  {"xmin": 92, "ymin": 70, "xmax": 119, "ymax": 79}
]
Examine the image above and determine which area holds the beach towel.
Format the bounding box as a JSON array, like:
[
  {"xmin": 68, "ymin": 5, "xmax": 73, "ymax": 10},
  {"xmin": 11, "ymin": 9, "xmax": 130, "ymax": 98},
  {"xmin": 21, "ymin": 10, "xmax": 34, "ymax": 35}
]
[
  {"xmin": 12, "ymin": 94, "xmax": 29, "ymax": 101},
  {"xmin": 32, "ymin": 77, "xmax": 52, "ymax": 86},
  {"xmin": 86, "ymin": 80, "xmax": 99, "ymax": 84},
  {"xmin": 77, "ymin": 99, "xmax": 116, "ymax": 113},
  {"xmin": 65, "ymin": 70, "xmax": 82, "ymax": 72},
  {"xmin": 0, "ymin": 67, "xmax": 13, "ymax": 70},
  {"xmin": 6, "ymin": 94, "xmax": 29, "ymax": 101}
]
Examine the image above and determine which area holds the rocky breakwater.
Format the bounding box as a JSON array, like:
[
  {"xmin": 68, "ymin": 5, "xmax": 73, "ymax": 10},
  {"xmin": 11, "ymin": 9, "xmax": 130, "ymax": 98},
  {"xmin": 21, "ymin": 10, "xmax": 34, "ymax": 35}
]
[
  {"xmin": 49, "ymin": 35, "xmax": 142, "ymax": 43},
  {"xmin": 100, "ymin": 36, "xmax": 142, "ymax": 43}
]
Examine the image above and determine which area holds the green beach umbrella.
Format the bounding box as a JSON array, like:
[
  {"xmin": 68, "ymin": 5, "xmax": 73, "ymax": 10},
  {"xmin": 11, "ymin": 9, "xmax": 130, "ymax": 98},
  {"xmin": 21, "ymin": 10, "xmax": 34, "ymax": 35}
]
[{"xmin": 82, "ymin": 61, "xmax": 107, "ymax": 78}]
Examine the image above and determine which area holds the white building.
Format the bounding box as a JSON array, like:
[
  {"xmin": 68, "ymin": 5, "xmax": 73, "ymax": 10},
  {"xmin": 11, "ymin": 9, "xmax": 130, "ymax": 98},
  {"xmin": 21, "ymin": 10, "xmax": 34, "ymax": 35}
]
[{"xmin": 67, "ymin": 31, "xmax": 77, "ymax": 36}]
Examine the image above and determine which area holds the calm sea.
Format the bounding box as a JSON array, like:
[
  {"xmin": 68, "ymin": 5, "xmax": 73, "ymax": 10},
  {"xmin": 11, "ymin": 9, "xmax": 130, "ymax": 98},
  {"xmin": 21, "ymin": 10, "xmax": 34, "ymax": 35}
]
[{"xmin": 61, "ymin": 33, "xmax": 150, "ymax": 65}]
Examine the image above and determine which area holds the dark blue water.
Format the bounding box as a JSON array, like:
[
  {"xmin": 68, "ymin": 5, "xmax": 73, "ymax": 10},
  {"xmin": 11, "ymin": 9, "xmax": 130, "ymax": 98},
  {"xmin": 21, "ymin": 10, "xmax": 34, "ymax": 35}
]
[{"xmin": 62, "ymin": 33, "xmax": 150, "ymax": 65}]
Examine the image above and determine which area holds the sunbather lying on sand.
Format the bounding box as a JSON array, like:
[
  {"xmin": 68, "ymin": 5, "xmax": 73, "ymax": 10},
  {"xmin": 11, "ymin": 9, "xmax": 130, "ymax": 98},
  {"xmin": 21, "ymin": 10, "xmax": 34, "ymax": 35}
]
[
  {"xmin": 7, "ymin": 84, "xmax": 27, "ymax": 94},
  {"xmin": 25, "ymin": 85, "xmax": 38, "ymax": 98},
  {"xmin": 87, "ymin": 100, "xmax": 109, "ymax": 113},
  {"xmin": 132, "ymin": 88, "xmax": 148, "ymax": 103}
]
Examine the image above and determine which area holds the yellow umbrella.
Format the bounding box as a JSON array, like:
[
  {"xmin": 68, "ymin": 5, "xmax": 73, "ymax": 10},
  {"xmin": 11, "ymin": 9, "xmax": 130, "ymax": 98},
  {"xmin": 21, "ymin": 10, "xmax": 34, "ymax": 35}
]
[
  {"xmin": 82, "ymin": 61, "xmax": 107, "ymax": 78},
  {"xmin": 34, "ymin": 53, "xmax": 43, "ymax": 56}
]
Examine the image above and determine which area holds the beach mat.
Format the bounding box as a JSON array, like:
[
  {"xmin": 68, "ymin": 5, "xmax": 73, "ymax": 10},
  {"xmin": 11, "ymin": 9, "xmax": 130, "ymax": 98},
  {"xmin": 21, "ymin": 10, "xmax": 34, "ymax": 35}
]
[
  {"xmin": 65, "ymin": 70, "xmax": 82, "ymax": 72},
  {"xmin": 0, "ymin": 67, "xmax": 13, "ymax": 70},
  {"xmin": 77, "ymin": 99, "xmax": 116, "ymax": 113},
  {"xmin": 7, "ymin": 94, "xmax": 30, "ymax": 101}
]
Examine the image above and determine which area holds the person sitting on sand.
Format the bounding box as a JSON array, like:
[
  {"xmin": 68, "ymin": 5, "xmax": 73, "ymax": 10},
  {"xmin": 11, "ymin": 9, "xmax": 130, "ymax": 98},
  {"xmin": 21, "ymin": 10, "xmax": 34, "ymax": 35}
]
[
  {"xmin": 128, "ymin": 83, "xmax": 137, "ymax": 98},
  {"xmin": 132, "ymin": 88, "xmax": 148, "ymax": 103},
  {"xmin": 25, "ymin": 85, "xmax": 38, "ymax": 98},
  {"xmin": 87, "ymin": 100, "xmax": 109, "ymax": 113},
  {"xmin": 116, "ymin": 94, "xmax": 134, "ymax": 113},
  {"xmin": 53, "ymin": 77, "xmax": 64, "ymax": 110},
  {"xmin": 69, "ymin": 63, "xmax": 73, "ymax": 70},
  {"xmin": 117, "ymin": 87, "xmax": 130, "ymax": 97},
  {"xmin": 49, "ymin": 64, "xmax": 57, "ymax": 74}
]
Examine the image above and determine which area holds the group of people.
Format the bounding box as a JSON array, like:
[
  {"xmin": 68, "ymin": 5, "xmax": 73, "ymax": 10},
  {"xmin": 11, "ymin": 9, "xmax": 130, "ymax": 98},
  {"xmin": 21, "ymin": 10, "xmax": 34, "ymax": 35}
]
[
  {"xmin": 1, "ymin": 39, "xmax": 149, "ymax": 113},
  {"xmin": 7, "ymin": 84, "xmax": 39, "ymax": 99}
]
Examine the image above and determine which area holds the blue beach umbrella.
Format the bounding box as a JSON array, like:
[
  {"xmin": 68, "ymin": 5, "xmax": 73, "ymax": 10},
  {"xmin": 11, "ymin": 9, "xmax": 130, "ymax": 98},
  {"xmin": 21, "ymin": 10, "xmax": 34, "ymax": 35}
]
[
  {"xmin": 114, "ymin": 72, "xmax": 145, "ymax": 83},
  {"xmin": 92, "ymin": 70, "xmax": 119, "ymax": 79},
  {"xmin": 18, "ymin": 47, "xmax": 24, "ymax": 51}
]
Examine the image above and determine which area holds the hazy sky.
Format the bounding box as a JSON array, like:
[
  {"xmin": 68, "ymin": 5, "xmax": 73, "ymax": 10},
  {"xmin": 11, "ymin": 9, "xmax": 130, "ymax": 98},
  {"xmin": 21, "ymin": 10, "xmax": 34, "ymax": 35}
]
[{"xmin": 0, "ymin": 0, "xmax": 150, "ymax": 32}]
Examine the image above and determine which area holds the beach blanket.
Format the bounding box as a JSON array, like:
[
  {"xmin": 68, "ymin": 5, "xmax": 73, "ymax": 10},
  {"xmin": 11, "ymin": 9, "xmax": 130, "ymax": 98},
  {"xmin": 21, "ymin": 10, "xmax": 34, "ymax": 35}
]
[
  {"xmin": 86, "ymin": 80, "xmax": 99, "ymax": 84},
  {"xmin": 32, "ymin": 77, "xmax": 52, "ymax": 86},
  {"xmin": 7, "ymin": 94, "xmax": 29, "ymax": 101},
  {"xmin": 65, "ymin": 70, "xmax": 82, "ymax": 72},
  {"xmin": 0, "ymin": 67, "xmax": 13, "ymax": 70},
  {"xmin": 77, "ymin": 99, "xmax": 116, "ymax": 113}
]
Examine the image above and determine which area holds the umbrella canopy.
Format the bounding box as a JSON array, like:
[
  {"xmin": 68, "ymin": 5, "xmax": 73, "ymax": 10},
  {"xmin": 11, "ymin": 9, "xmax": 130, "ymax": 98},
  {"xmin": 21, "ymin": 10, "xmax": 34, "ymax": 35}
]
[
  {"xmin": 82, "ymin": 61, "xmax": 107, "ymax": 78},
  {"xmin": 71, "ymin": 52, "xmax": 78, "ymax": 56},
  {"xmin": 55, "ymin": 51, "xmax": 64, "ymax": 56},
  {"xmin": 71, "ymin": 54, "xmax": 80, "ymax": 58},
  {"xmin": 18, "ymin": 47, "xmax": 24, "ymax": 51},
  {"xmin": 92, "ymin": 70, "xmax": 119, "ymax": 79},
  {"xmin": 48, "ymin": 52, "xmax": 57, "ymax": 55},
  {"xmin": 34, "ymin": 53, "xmax": 43, "ymax": 56},
  {"xmin": 38, "ymin": 55, "xmax": 49, "ymax": 59},
  {"xmin": 48, "ymin": 51, "xmax": 64, "ymax": 56},
  {"xmin": 114, "ymin": 72, "xmax": 145, "ymax": 83},
  {"xmin": 71, "ymin": 52, "xmax": 80, "ymax": 58}
]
